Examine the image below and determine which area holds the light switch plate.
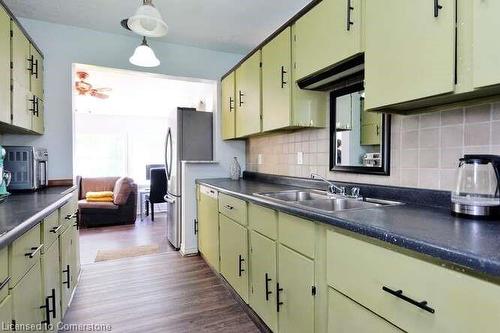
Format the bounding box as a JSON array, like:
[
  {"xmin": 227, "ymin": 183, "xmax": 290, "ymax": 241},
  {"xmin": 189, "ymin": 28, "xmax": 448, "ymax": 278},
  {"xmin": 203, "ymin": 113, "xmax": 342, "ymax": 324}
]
[
  {"xmin": 257, "ymin": 154, "xmax": 263, "ymax": 165},
  {"xmin": 297, "ymin": 152, "xmax": 303, "ymax": 165}
]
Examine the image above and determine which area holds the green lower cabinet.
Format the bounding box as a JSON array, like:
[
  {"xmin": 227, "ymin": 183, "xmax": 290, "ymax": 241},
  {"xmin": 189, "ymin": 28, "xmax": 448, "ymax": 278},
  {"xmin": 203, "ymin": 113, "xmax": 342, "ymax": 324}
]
[
  {"xmin": 249, "ymin": 231, "xmax": 277, "ymax": 332},
  {"xmin": 59, "ymin": 227, "xmax": 74, "ymax": 316},
  {"xmin": 71, "ymin": 224, "xmax": 81, "ymax": 285},
  {"xmin": 219, "ymin": 214, "xmax": 249, "ymax": 303},
  {"xmin": 42, "ymin": 242, "xmax": 62, "ymax": 331},
  {"xmin": 327, "ymin": 288, "xmax": 403, "ymax": 333},
  {"xmin": 198, "ymin": 188, "xmax": 220, "ymax": 271},
  {"xmin": 11, "ymin": 261, "xmax": 45, "ymax": 332},
  {"xmin": 277, "ymin": 244, "xmax": 314, "ymax": 333},
  {"xmin": 0, "ymin": 296, "xmax": 13, "ymax": 332}
]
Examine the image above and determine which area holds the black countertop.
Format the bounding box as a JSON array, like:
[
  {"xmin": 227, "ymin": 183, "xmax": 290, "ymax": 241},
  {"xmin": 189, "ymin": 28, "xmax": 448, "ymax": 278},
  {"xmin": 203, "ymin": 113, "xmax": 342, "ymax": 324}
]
[
  {"xmin": 196, "ymin": 178, "xmax": 500, "ymax": 279},
  {"xmin": 0, "ymin": 186, "xmax": 77, "ymax": 249}
]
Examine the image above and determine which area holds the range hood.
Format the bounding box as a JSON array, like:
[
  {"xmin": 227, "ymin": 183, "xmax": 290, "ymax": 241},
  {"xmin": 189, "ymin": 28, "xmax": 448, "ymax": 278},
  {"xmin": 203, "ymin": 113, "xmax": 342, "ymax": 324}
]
[{"xmin": 297, "ymin": 54, "xmax": 364, "ymax": 91}]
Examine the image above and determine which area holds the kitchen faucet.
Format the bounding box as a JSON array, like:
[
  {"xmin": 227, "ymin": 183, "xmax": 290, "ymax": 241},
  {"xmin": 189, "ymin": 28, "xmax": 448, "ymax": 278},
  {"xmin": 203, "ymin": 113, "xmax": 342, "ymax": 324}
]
[{"xmin": 311, "ymin": 173, "xmax": 345, "ymax": 196}]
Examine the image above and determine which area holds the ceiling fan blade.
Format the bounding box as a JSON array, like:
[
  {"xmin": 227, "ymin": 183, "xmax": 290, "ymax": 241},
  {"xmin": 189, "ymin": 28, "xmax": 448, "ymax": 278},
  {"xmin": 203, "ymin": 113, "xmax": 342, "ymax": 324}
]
[
  {"xmin": 94, "ymin": 87, "xmax": 112, "ymax": 92},
  {"xmin": 94, "ymin": 93, "xmax": 109, "ymax": 99}
]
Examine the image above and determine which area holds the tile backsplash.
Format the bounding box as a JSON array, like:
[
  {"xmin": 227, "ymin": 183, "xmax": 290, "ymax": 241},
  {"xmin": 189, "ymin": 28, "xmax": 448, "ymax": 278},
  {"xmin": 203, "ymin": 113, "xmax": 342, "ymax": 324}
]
[{"xmin": 246, "ymin": 99, "xmax": 500, "ymax": 191}]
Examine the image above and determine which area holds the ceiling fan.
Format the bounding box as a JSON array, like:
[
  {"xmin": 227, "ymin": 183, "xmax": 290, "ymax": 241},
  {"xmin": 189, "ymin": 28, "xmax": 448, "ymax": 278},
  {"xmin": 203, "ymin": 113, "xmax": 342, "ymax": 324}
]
[{"xmin": 74, "ymin": 71, "xmax": 111, "ymax": 99}]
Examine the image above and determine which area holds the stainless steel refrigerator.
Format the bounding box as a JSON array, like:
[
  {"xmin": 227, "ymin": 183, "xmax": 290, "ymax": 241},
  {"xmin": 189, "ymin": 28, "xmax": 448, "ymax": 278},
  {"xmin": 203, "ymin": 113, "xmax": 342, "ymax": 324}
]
[{"xmin": 164, "ymin": 107, "xmax": 213, "ymax": 249}]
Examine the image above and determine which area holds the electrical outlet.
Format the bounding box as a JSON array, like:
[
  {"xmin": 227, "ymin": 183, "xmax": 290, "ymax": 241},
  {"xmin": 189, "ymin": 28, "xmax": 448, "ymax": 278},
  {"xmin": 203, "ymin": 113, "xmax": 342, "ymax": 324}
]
[
  {"xmin": 257, "ymin": 154, "xmax": 263, "ymax": 165},
  {"xmin": 297, "ymin": 152, "xmax": 303, "ymax": 165}
]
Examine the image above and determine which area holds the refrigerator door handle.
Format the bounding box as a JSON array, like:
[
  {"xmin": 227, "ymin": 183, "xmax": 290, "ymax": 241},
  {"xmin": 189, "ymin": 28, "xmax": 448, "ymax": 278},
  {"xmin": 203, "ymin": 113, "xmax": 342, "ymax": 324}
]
[
  {"xmin": 165, "ymin": 128, "xmax": 173, "ymax": 180},
  {"xmin": 164, "ymin": 193, "xmax": 176, "ymax": 204}
]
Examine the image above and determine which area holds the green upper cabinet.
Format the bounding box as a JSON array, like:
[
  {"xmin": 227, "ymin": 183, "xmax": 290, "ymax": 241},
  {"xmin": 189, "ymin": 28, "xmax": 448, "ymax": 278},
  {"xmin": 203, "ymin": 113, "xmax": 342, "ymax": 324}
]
[
  {"xmin": 11, "ymin": 22, "xmax": 32, "ymax": 130},
  {"xmin": 277, "ymin": 244, "xmax": 315, "ymax": 333},
  {"xmin": 364, "ymin": 0, "xmax": 456, "ymax": 111},
  {"xmin": 360, "ymin": 106, "xmax": 382, "ymax": 146},
  {"xmin": 0, "ymin": 6, "xmax": 10, "ymax": 125},
  {"xmin": 262, "ymin": 26, "xmax": 327, "ymax": 131},
  {"xmin": 197, "ymin": 186, "xmax": 220, "ymax": 271},
  {"xmin": 235, "ymin": 51, "xmax": 261, "ymax": 138},
  {"xmin": 221, "ymin": 72, "xmax": 236, "ymax": 140},
  {"xmin": 472, "ymin": 0, "xmax": 500, "ymax": 89},
  {"xmin": 294, "ymin": 0, "xmax": 363, "ymax": 81},
  {"xmin": 249, "ymin": 231, "xmax": 277, "ymax": 332},
  {"xmin": 262, "ymin": 27, "xmax": 292, "ymax": 132},
  {"xmin": 219, "ymin": 214, "xmax": 249, "ymax": 303}
]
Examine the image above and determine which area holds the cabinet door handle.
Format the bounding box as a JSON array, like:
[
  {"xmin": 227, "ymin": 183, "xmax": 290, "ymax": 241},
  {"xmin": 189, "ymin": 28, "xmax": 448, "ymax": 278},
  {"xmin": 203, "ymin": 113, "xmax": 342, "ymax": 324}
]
[
  {"xmin": 33, "ymin": 59, "xmax": 39, "ymax": 79},
  {"xmin": 224, "ymin": 204, "xmax": 234, "ymax": 210},
  {"xmin": 238, "ymin": 255, "xmax": 245, "ymax": 276},
  {"xmin": 0, "ymin": 276, "xmax": 10, "ymax": 290},
  {"xmin": 382, "ymin": 286, "xmax": 435, "ymax": 314},
  {"xmin": 265, "ymin": 273, "xmax": 272, "ymax": 301},
  {"xmin": 238, "ymin": 91, "xmax": 244, "ymax": 107},
  {"xmin": 25, "ymin": 244, "xmax": 43, "ymax": 258},
  {"xmin": 48, "ymin": 288, "xmax": 56, "ymax": 319},
  {"xmin": 229, "ymin": 97, "xmax": 235, "ymax": 112},
  {"xmin": 434, "ymin": 0, "xmax": 443, "ymax": 17},
  {"xmin": 29, "ymin": 96, "xmax": 36, "ymax": 114},
  {"xmin": 62, "ymin": 265, "xmax": 71, "ymax": 289},
  {"xmin": 27, "ymin": 55, "xmax": 34, "ymax": 74},
  {"xmin": 276, "ymin": 283, "xmax": 284, "ymax": 312},
  {"xmin": 194, "ymin": 219, "xmax": 198, "ymax": 235},
  {"xmin": 34, "ymin": 97, "xmax": 39, "ymax": 117},
  {"xmin": 40, "ymin": 296, "xmax": 51, "ymax": 326},
  {"xmin": 280, "ymin": 66, "xmax": 287, "ymax": 88},
  {"xmin": 346, "ymin": 0, "xmax": 354, "ymax": 30}
]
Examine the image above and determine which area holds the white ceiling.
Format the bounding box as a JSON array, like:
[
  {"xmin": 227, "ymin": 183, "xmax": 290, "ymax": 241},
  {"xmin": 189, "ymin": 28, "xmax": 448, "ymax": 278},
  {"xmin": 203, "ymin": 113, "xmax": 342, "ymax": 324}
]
[{"xmin": 3, "ymin": 0, "xmax": 312, "ymax": 54}]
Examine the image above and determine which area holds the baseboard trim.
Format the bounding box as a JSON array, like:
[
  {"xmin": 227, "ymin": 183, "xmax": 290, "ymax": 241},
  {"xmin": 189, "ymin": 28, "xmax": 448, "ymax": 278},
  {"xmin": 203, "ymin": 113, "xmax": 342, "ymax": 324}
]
[
  {"xmin": 202, "ymin": 254, "xmax": 272, "ymax": 333},
  {"xmin": 48, "ymin": 179, "xmax": 74, "ymax": 186}
]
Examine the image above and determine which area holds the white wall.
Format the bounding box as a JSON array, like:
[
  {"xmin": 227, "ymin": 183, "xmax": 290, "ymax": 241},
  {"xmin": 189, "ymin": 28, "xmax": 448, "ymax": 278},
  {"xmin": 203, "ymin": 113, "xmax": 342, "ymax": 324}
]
[{"xmin": 2, "ymin": 18, "xmax": 244, "ymax": 180}]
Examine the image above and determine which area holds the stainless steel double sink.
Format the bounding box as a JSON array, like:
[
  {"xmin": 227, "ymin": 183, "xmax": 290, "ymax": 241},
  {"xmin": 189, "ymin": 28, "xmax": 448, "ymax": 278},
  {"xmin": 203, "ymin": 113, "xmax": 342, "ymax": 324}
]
[{"xmin": 253, "ymin": 189, "xmax": 402, "ymax": 213}]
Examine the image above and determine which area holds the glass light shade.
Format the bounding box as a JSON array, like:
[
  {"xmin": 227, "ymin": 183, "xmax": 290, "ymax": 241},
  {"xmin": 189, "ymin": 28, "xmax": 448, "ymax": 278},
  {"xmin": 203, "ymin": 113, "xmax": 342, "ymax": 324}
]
[
  {"xmin": 129, "ymin": 40, "xmax": 160, "ymax": 67},
  {"xmin": 128, "ymin": 4, "xmax": 168, "ymax": 37}
]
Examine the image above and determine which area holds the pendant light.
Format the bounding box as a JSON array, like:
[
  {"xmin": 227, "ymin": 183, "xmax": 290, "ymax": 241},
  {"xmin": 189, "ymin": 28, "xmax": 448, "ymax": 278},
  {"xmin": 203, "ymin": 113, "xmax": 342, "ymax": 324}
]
[
  {"xmin": 129, "ymin": 37, "xmax": 160, "ymax": 67},
  {"xmin": 127, "ymin": 0, "xmax": 168, "ymax": 38}
]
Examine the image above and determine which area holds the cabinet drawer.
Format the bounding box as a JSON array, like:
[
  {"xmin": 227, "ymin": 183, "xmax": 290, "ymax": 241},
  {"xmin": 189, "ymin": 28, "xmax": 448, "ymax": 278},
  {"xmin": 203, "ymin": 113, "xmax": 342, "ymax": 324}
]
[
  {"xmin": 42, "ymin": 210, "xmax": 60, "ymax": 251},
  {"xmin": 0, "ymin": 247, "xmax": 8, "ymax": 302},
  {"xmin": 278, "ymin": 213, "xmax": 315, "ymax": 259},
  {"xmin": 219, "ymin": 193, "xmax": 247, "ymax": 225},
  {"xmin": 327, "ymin": 230, "xmax": 500, "ymax": 333},
  {"xmin": 328, "ymin": 287, "xmax": 403, "ymax": 333},
  {"xmin": 59, "ymin": 194, "xmax": 78, "ymax": 231},
  {"xmin": 10, "ymin": 224, "xmax": 42, "ymax": 287},
  {"xmin": 249, "ymin": 204, "xmax": 277, "ymax": 240}
]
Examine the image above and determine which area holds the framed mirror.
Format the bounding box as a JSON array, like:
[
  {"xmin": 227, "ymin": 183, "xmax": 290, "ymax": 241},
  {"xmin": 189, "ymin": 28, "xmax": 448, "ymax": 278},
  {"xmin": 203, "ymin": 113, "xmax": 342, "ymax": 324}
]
[{"xmin": 329, "ymin": 83, "xmax": 391, "ymax": 175}]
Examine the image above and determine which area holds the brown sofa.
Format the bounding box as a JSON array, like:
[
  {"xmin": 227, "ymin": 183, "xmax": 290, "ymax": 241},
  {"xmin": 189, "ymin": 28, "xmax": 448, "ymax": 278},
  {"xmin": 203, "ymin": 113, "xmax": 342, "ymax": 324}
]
[{"xmin": 76, "ymin": 176, "xmax": 137, "ymax": 228}]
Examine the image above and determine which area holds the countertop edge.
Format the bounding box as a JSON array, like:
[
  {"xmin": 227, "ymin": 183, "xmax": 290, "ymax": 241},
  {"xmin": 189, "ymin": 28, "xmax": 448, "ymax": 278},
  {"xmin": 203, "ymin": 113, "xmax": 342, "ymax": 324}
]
[
  {"xmin": 0, "ymin": 187, "xmax": 77, "ymax": 250},
  {"xmin": 196, "ymin": 180, "xmax": 500, "ymax": 279}
]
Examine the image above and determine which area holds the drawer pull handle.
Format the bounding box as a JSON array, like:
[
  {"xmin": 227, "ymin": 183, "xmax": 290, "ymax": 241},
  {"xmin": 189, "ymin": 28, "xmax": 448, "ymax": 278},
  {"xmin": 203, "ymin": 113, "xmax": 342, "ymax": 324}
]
[
  {"xmin": 25, "ymin": 244, "xmax": 43, "ymax": 258},
  {"xmin": 62, "ymin": 265, "xmax": 71, "ymax": 289},
  {"xmin": 40, "ymin": 296, "xmax": 51, "ymax": 326},
  {"xmin": 265, "ymin": 273, "xmax": 272, "ymax": 301},
  {"xmin": 224, "ymin": 204, "xmax": 234, "ymax": 210},
  {"xmin": 382, "ymin": 286, "xmax": 435, "ymax": 314},
  {"xmin": 49, "ymin": 288, "xmax": 56, "ymax": 319},
  {"xmin": 0, "ymin": 276, "xmax": 10, "ymax": 290},
  {"xmin": 49, "ymin": 225, "xmax": 63, "ymax": 234},
  {"xmin": 238, "ymin": 255, "xmax": 245, "ymax": 276},
  {"xmin": 276, "ymin": 283, "xmax": 284, "ymax": 312}
]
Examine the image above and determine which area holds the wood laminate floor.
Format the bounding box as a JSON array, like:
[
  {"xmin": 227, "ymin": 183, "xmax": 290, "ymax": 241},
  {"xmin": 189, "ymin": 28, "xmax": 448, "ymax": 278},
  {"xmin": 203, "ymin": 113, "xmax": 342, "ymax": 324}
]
[
  {"xmin": 64, "ymin": 215, "xmax": 260, "ymax": 332},
  {"xmin": 79, "ymin": 213, "xmax": 173, "ymax": 265}
]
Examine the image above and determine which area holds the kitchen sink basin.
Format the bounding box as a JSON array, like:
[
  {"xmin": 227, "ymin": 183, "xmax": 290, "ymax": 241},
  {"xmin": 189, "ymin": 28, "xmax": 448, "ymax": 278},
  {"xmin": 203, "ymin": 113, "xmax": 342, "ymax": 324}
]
[
  {"xmin": 254, "ymin": 189, "xmax": 402, "ymax": 213},
  {"xmin": 255, "ymin": 189, "xmax": 330, "ymax": 201}
]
